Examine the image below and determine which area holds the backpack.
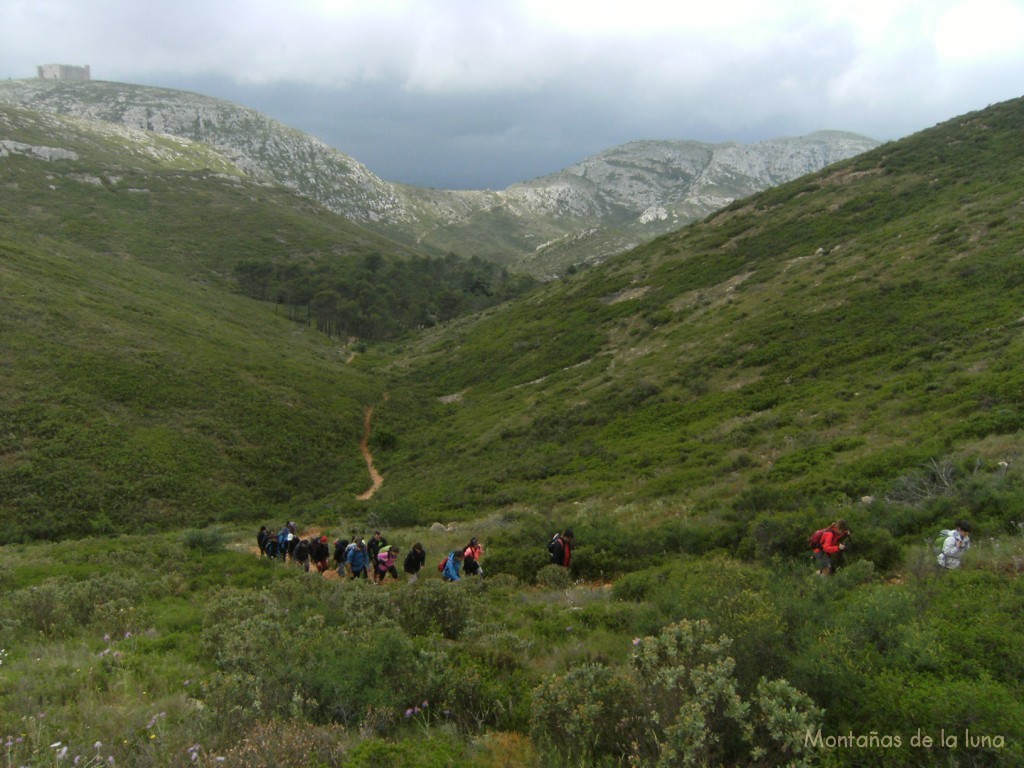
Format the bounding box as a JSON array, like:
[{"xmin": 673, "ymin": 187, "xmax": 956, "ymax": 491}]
[
  {"xmin": 933, "ymin": 529, "xmax": 952, "ymax": 553},
  {"xmin": 438, "ymin": 555, "xmax": 449, "ymax": 572},
  {"xmin": 808, "ymin": 529, "xmax": 829, "ymax": 550}
]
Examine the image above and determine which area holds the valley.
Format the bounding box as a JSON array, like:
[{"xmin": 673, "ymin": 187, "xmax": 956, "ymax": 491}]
[{"xmin": 1, "ymin": 86, "xmax": 1022, "ymax": 767}]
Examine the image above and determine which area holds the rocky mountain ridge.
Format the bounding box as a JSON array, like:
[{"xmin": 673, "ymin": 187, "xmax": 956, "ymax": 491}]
[{"xmin": 0, "ymin": 79, "xmax": 880, "ymax": 275}]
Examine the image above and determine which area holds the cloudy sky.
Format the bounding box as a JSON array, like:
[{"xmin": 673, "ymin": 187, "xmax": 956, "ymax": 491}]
[{"xmin": 3, "ymin": 0, "xmax": 1024, "ymax": 189}]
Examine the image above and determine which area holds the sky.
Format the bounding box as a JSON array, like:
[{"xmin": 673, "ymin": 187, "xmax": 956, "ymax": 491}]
[{"xmin": 3, "ymin": 0, "xmax": 1024, "ymax": 189}]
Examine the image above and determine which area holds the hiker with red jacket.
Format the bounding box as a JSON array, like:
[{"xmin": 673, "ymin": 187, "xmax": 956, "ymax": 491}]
[
  {"xmin": 811, "ymin": 520, "xmax": 851, "ymax": 576},
  {"xmin": 548, "ymin": 529, "xmax": 574, "ymax": 569}
]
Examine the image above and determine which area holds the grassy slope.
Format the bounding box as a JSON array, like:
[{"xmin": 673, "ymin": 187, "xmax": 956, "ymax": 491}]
[
  {"xmin": 2, "ymin": 94, "xmax": 1024, "ymax": 768},
  {"xmin": 366, "ymin": 97, "xmax": 1024, "ymax": 523},
  {"xmin": 0, "ymin": 105, "xmax": 399, "ymax": 540}
]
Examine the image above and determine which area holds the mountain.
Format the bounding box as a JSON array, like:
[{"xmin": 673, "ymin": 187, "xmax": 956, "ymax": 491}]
[
  {"xmin": 3, "ymin": 85, "xmax": 1024, "ymax": 768},
  {"xmin": 361, "ymin": 95, "xmax": 1024, "ymax": 519},
  {"xmin": 4, "ymin": 80, "xmax": 1022, "ymax": 542},
  {"xmin": 0, "ymin": 101, "xmax": 523, "ymax": 540},
  {"xmin": 0, "ymin": 78, "xmax": 879, "ymax": 276}
]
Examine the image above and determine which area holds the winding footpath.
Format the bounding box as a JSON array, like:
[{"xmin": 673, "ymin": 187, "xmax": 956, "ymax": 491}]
[{"xmin": 356, "ymin": 402, "xmax": 384, "ymax": 500}]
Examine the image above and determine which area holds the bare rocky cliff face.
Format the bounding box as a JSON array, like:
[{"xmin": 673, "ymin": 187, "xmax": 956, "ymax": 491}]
[{"xmin": 0, "ymin": 80, "xmax": 880, "ymax": 276}]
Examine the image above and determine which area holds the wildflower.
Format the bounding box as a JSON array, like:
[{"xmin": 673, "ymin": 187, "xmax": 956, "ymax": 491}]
[
  {"xmin": 94, "ymin": 741, "xmax": 102, "ymax": 750},
  {"xmin": 421, "ymin": 700, "xmax": 429, "ymax": 708},
  {"xmin": 50, "ymin": 742, "xmax": 63, "ymax": 748},
  {"xmin": 404, "ymin": 708, "xmax": 414, "ymax": 717},
  {"xmin": 108, "ymin": 757, "xmax": 115, "ymax": 765},
  {"xmin": 57, "ymin": 746, "xmax": 68, "ymax": 760},
  {"xmin": 632, "ymin": 637, "xmax": 642, "ymax": 646}
]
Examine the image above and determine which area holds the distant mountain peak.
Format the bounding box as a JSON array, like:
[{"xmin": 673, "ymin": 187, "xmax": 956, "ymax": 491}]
[{"xmin": 0, "ymin": 78, "xmax": 880, "ymax": 276}]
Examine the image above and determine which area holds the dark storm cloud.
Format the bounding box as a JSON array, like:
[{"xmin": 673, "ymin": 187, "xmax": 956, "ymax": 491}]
[{"xmin": 3, "ymin": 0, "xmax": 1024, "ymax": 189}]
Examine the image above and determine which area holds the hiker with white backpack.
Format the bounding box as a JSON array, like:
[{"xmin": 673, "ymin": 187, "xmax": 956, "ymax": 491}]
[{"xmin": 936, "ymin": 521, "xmax": 972, "ymax": 570}]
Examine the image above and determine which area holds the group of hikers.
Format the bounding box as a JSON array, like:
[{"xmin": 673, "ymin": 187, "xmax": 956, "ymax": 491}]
[
  {"xmin": 257, "ymin": 523, "xmax": 517, "ymax": 582},
  {"xmin": 258, "ymin": 517, "xmax": 972, "ymax": 581},
  {"xmin": 809, "ymin": 518, "xmax": 972, "ymax": 575}
]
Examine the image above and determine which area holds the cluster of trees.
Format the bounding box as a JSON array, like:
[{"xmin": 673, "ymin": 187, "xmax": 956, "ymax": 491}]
[{"xmin": 234, "ymin": 252, "xmax": 537, "ymax": 340}]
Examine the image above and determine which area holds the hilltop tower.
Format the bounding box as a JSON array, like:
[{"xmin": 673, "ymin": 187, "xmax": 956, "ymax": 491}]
[{"xmin": 36, "ymin": 64, "xmax": 91, "ymax": 81}]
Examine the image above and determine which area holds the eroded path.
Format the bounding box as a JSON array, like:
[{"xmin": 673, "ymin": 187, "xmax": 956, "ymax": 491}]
[{"xmin": 356, "ymin": 399, "xmax": 385, "ymax": 500}]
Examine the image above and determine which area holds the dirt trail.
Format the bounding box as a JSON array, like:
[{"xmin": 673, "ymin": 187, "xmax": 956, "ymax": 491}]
[{"xmin": 356, "ymin": 400, "xmax": 385, "ymax": 500}]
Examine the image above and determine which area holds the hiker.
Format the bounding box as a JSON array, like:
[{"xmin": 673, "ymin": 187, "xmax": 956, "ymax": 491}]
[
  {"xmin": 293, "ymin": 537, "xmax": 312, "ymax": 572},
  {"xmin": 404, "ymin": 542, "xmax": 426, "ymax": 583},
  {"xmin": 264, "ymin": 532, "xmax": 279, "ymax": 559},
  {"xmin": 313, "ymin": 535, "xmax": 331, "ymax": 573},
  {"xmin": 346, "ymin": 539, "xmax": 370, "ymax": 579},
  {"xmin": 375, "ymin": 545, "xmax": 400, "ymax": 582},
  {"xmin": 441, "ymin": 550, "xmax": 464, "ymax": 582},
  {"xmin": 548, "ymin": 529, "xmax": 574, "ymax": 569},
  {"xmin": 333, "ymin": 535, "xmax": 350, "ymax": 567},
  {"xmin": 462, "ymin": 537, "xmax": 484, "ymax": 577},
  {"xmin": 276, "ymin": 526, "xmax": 291, "ymax": 561},
  {"xmin": 257, "ymin": 526, "xmax": 269, "ymax": 557},
  {"xmin": 367, "ymin": 530, "xmax": 387, "ymax": 562},
  {"xmin": 937, "ymin": 521, "xmax": 972, "ymax": 570},
  {"xmin": 811, "ymin": 520, "xmax": 851, "ymax": 576}
]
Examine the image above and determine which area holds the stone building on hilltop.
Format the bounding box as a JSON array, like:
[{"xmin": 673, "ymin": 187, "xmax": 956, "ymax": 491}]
[{"xmin": 36, "ymin": 64, "xmax": 91, "ymax": 81}]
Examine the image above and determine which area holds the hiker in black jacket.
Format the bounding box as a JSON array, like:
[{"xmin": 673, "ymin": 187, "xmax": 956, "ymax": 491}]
[
  {"xmin": 403, "ymin": 542, "xmax": 427, "ymax": 583},
  {"xmin": 292, "ymin": 537, "xmax": 312, "ymax": 572}
]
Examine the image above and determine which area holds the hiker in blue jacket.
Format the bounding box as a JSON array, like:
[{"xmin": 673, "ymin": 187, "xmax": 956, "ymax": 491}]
[
  {"xmin": 346, "ymin": 538, "xmax": 370, "ymax": 579},
  {"xmin": 442, "ymin": 550, "xmax": 464, "ymax": 582}
]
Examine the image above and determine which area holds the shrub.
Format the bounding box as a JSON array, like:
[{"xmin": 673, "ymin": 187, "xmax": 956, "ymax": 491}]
[
  {"xmin": 396, "ymin": 579, "xmax": 470, "ymax": 639},
  {"xmin": 530, "ymin": 662, "xmax": 649, "ymax": 765},
  {"xmin": 216, "ymin": 720, "xmax": 353, "ymax": 767},
  {"xmin": 181, "ymin": 526, "xmax": 228, "ymax": 554},
  {"xmin": 534, "ymin": 564, "xmax": 571, "ymax": 589},
  {"xmin": 629, "ymin": 620, "xmax": 823, "ymax": 768}
]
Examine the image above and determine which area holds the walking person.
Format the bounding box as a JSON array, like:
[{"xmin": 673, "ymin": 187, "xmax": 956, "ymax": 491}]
[
  {"xmin": 548, "ymin": 529, "xmax": 574, "ymax": 569},
  {"xmin": 810, "ymin": 520, "xmax": 851, "ymax": 576},
  {"xmin": 462, "ymin": 537, "xmax": 484, "ymax": 577},
  {"xmin": 441, "ymin": 550, "xmax": 464, "ymax": 582},
  {"xmin": 937, "ymin": 521, "xmax": 972, "ymax": 570},
  {"xmin": 346, "ymin": 538, "xmax": 370, "ymax": 580},
  {"xmin": 375, "ymin": 545, "xmax": 400, "ymax": 582},
  {"xmin": 367, "ymin": 530, "xmax": 387, "ymax": 562},
  {"xmin": 313, "ymin": 535, "xmax": 331, "ymax": 573},
  {"xmin": 293, "ymin": 536, "xmax": 312, "ymax": 573},
  {"xmin": 404, "ymin": 542, "xmax": 426, "ymax": 583}
]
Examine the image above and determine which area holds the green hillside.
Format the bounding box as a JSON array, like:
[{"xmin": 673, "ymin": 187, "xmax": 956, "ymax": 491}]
[
  {"xmin": 1, "ymin": 95, "xmax": 1023, "ymax": 768},
  {"xmin": 367, "ymin": 97, "xmax": 1024, "ymax": 533},
  {"xmin": 0, "ymin": 103, "xmax": 530, "ymax": 540}
]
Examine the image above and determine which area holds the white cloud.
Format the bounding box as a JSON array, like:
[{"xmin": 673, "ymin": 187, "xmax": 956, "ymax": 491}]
[{"xmin": 934, "ymin": 0, "xmax": 1024, "ymax": 63}]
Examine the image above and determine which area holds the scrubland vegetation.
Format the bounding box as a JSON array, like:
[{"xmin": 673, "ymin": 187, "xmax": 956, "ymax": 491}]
[{"xmin": 2, "ymin": 92, "xmax": 1024, "ymax": 765}]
